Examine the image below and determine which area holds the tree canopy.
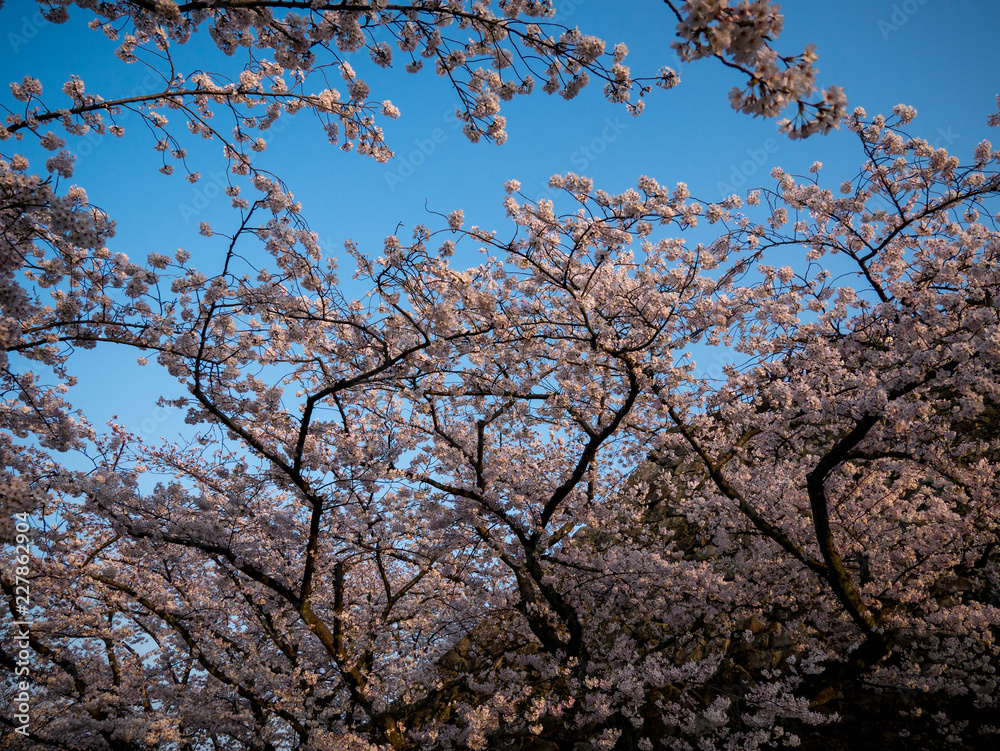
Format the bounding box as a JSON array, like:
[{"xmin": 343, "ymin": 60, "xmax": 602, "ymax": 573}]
[{"xmin": 2, "ymin": 2, "xmax": 999, "ymax": 750}]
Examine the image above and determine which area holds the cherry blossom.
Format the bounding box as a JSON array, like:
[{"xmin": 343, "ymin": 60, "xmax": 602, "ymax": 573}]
[
  {"xmin": 2, "ymin": 3, "xmax": 999, "ymax": 751},
  {"xmin": 663, "ymin": 0, "xmax": 847, "ymax": 137}
]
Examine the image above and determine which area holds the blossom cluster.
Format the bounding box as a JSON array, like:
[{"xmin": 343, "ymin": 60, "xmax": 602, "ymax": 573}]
[
  {"xmin": 2, "ymin": 1, "xmax": 647, "ymax": 176},
  {"xmin": 667, "ymin": 0, "xmax": 848, "ymax": 137}
]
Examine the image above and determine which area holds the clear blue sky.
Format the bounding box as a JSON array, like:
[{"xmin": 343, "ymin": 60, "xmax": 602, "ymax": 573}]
[{"xmin": 3, "ymin": 0, "xmax": 999, "ymax": 439}]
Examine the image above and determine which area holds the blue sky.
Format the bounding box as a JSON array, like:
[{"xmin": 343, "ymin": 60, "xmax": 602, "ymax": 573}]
[{"xmin": 3, "ymin": 0, "xmax": 1000, "ymax": 440}]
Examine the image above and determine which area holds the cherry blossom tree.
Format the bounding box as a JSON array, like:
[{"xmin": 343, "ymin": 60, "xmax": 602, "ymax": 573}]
[
  {"xmin": 3, "ymin": 0, "xmax": 845, "ymax": 161},
  {"xmin": 2, "ymin": 1, "xmax": 999, "ymax": 750}
]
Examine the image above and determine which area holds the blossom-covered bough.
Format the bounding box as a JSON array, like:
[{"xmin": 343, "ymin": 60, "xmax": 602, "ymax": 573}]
[
  {"xmin": 2, "ymin": 1, "xmax": 999, "ymax": 749},
  {"xmin": 4, "ymin": 0, "xmax": 845, "ymax": 169},
  {"xmin": 663, "ymin": 0, "xmax": 846, "ymax": 137}
]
